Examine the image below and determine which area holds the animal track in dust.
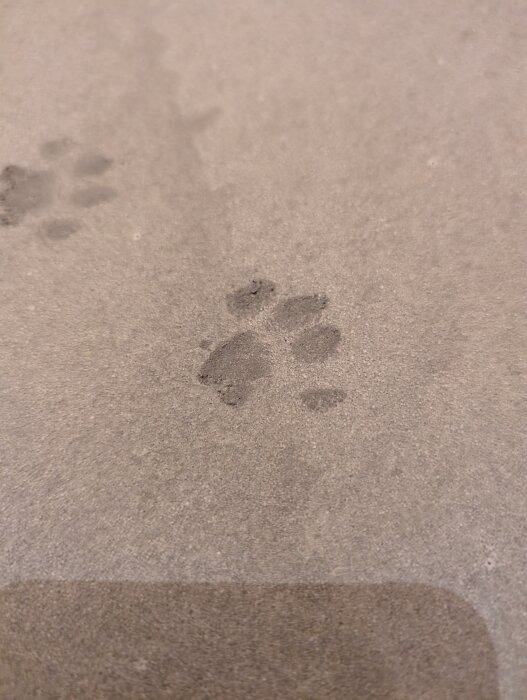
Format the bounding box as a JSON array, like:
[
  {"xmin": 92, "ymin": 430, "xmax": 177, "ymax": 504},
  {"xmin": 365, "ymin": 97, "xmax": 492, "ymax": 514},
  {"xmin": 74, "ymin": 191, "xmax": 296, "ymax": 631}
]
[
  {"xmin": 199, "ymin": 331, "xmax": 272, "ymax": 406},
  {"xmin": 72, "ymin": 153, "xmax": 113, "ymax": 178},
  {"xmin": 0, "ymin": 165, "xmax": 55, "ymax": 226},
  {"xmin": 199, "ymin": 280, "xmax": 347, "ymax": 410},
  {"xmin": 299, "ymin": 387, "xmax": 346, "ymax": 412},
  {"xmin": 271, "ymin": 294, "xmax": 328, "ymax": 330},
  {"xmin": 0, "ymin": 138, "xmax": 118, "ymax": 239},
  {"xmin": 40, "ymin": 138, "xmax": 75, "ymax": 160},
  {"xmin": 226, "ymin": 279, "xmax": 276, "ymax": 318},
  {"xmin": 42, "ymin": 218, "xmax": 82, "ymax": 240},
  {"xmin": 69, "ymin": 185, "xmax": 117, "ymax": 208}
]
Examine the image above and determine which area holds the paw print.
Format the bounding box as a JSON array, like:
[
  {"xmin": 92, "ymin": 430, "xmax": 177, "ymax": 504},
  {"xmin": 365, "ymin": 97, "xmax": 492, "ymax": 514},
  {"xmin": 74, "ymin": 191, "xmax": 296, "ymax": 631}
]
[
  {"xmin": 0, "ymin": 137, "xmax": 117, "ymax": 239},
  {"xmin": 198, "ymin": 279, "xmax": 347, "ymax": 411}
]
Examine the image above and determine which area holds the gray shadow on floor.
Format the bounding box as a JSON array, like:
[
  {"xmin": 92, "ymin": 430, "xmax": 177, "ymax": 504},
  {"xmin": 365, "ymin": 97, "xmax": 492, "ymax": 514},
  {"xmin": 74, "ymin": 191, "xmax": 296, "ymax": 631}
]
[{"xmin": 0, "ymin": 582, "xmax": 499, "ymax": 699}]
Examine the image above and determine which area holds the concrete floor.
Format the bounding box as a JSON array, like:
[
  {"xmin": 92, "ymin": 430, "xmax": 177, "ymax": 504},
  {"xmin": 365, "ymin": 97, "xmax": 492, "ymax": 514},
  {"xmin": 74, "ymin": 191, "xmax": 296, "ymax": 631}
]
[{"xmin": 1, "ymin": 1, "xmax": 526, "ymax": 697}]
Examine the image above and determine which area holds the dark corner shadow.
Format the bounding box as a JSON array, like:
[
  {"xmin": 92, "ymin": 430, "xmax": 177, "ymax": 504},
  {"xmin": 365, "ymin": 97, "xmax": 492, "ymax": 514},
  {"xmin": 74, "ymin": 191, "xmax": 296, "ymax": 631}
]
[{"xmin": 0, "ymin": 582, "xmax": 499, "ymax": 699}]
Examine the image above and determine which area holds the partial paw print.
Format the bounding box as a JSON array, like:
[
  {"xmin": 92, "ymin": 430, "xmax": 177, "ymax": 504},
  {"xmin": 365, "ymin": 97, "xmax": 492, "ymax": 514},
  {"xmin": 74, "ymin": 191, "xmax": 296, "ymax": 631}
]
[
  {"xmin": 198, "ymin": 280, "xmax": 347, "ymax": 411},
  {"xmin": 0, "ymin": 137, "xmax": 117, "ymax": 239}
]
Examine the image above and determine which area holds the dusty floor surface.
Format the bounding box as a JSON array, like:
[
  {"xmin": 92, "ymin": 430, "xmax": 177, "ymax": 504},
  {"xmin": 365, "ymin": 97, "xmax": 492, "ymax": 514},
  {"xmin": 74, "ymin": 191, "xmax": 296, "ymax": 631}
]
[{"xmin": 0, "ymin": 0, "xmax": 526, "ymax": 698}]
